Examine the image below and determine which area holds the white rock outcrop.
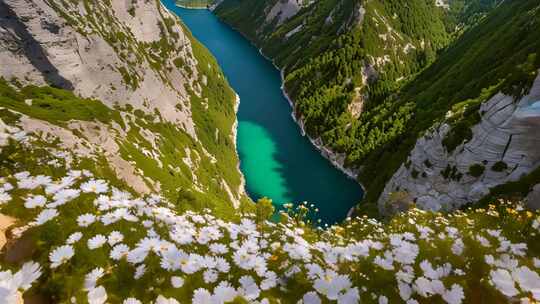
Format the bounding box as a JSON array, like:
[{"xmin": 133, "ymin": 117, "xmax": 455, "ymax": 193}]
[
  {"xmin": 0, "ymin": 0, "xmax": 199, "ymax": 137},
  {"xmin": 379, "ymin": 72, "xmax": 540, "ymax": 211},
  {"xmin": 265, "ymin": 0, "xmax": 311, "ymax": 26}
]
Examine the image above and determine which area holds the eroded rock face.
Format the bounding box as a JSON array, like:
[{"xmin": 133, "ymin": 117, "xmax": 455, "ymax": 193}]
[
  {"xmin": 379, "ymin": 73, "xmax": 540, "ymax": 212},
  {"xmin": 0, "ymin": 0, "xmax": 199, "ymax": 137},
  {"xmin": 265, "ymin": 0, "xmax": 307, "ymax": 26}
]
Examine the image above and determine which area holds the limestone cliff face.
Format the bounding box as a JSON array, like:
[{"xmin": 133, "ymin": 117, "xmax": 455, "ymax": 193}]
[
  {"xmin": 0, "ymin": 0, "xmax": 199, "ymax": 135},
  {"xmin": 264, "ymin": 0, "xmax": 308, "ymax": 26},
  {"xmin": 379, "ymin": 73, "xmax": 540, "ymax": 212},
  {"xmin": 0, "ymin": 0, "xmax": 246, "ymax": 210}
]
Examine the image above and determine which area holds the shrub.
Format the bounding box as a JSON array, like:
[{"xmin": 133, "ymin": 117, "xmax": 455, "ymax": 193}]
[
  {"xmin": 492, "ymin": 161, "xmax": 508, "ymax": 172},
  {"xmin": 469, "ymin": 163, "xmax": 486, "ymax": 177}
]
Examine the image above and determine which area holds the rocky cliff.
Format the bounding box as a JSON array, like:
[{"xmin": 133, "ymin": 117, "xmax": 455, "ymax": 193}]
[
  {"xmin": 379, "ymin": 73, "xmax": 540, "ymax": 212},
  {"xmin": 0, "ymin": 0, "xmax": 248, "ymax": 214}
]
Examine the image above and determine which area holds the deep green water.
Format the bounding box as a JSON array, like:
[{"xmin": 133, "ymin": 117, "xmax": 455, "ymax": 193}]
[{"xmin": 162, "ymin": 1, "xmax": 364, "ymax": 224}]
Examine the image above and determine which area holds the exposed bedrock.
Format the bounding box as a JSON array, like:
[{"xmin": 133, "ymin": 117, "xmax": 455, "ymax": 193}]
[{"xmin": 379, "ymin": 72, "xmax": 540, "ymax": 212}]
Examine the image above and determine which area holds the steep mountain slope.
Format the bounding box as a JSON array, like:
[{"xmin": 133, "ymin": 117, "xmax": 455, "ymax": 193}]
[
  {"xmin": 215, "ymin": 0, "xmax": 540, "ymax": 214},
  {"xmin": 0, "ymin": 0, "xmax": 249, "ymax": 217},
  {"xmin": 0, "ymin": 1, "xmax": 540, "ymax": 303},
  {"xmin": 367, "ymin": 0, "xmax": 540, "ymax": 213}
]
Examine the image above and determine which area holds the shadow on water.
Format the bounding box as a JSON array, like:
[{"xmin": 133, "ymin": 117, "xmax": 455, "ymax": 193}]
[{"xmin": 161, "ymin": 1, "xmax": 364, "ymax": 224}]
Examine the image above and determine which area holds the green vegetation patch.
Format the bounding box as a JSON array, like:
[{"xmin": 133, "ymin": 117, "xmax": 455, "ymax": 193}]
[
  {"xmin": 468, "ymin": 163, "xmax": 486, "ymax": 178},
  {"xmin": 0, "ymin": 78, "xmax": 124, "ymax": 127}
]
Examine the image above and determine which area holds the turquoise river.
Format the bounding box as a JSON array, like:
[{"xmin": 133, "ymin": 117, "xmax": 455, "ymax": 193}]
[{"xmin": 162, "ymin": 1, "xmax": 364, "ymax": 224}]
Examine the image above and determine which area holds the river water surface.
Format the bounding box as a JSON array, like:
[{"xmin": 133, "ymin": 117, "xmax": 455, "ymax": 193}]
[{"xmin": 162, "ymin": 1, "xmax": 364, "ymax": 224}]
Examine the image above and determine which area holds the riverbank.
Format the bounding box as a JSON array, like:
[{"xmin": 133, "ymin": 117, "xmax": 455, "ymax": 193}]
[
  {"xmin": 278, "ymin": 70, "xmax": 361, "ymax": 180},
  {"xmin": 253, "ymin": 46, "xmax": 365, "ymax": 188},
  {"xmin": 231, "ymin": 93, "xmax": 248, "ymax": 201},
  {"xmin": 209, "ymin": 15, "xmax": 365, "ymax": 186}
]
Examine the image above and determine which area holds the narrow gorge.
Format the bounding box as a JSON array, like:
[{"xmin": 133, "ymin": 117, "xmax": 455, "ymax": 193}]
[{"xmin": 161, "ymin": 1, "xmax": 364, "ymax": 224}]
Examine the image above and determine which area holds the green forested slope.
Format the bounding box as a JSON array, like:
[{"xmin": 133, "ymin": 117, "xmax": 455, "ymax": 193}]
[
  {"xmin": 358, "ymin": 0, "xmax": 540, "ymax": 213},
  {"xmin": 216, "ymin": 0, "xmax": 540, "ymax": 214}
]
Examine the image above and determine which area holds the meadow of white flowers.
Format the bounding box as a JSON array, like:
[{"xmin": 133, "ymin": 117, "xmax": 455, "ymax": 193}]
[
  {"xmin": 1, "ymin": 118, "xmax": 540, "ymax": 303},
  {"xmin": 0, "ymin": 168, "xmax": 539, "ymax": 304}
]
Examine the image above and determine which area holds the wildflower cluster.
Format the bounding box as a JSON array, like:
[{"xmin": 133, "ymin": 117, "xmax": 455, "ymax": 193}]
[{"xmin": 0, "ymin": 170, "xmax": 539, "ymax": 303}]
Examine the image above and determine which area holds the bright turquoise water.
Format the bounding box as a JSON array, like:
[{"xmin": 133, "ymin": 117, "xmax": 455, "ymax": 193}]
[{"xmin": 161, "ymin": 2, "xmax": 364, "ymax": 224}]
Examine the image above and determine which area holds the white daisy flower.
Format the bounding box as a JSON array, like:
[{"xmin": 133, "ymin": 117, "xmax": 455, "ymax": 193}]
[
  {"xmin": 171, "ymin": 276, "xmax": 184, "ymax": 288},
  {"xmin": 155, "ymin": 295, "xmax": 180, "ymax": 304},
  {"xmin": 53, "ymin": 189, "xmax": 80, "ymax": 202},
  {"xmin": 0, "ymin": 191, "xmax": 12, "ymax": 205},
  {"xmin": 512, "ymin": 266, "xmax": 540, "ymax": 300},
  {"xmin": 49, "ymin": 245, "xmax": 75, "ymax": 268},
  {"xmin": 239, "ymin": 275, "xmax": 260, "ymax": 300},
  {"xmin": 127, "ymin": 247, "xmax": 149, "ymax": 265},
  {"xmin": 213, "ymin": 282, "xmax": 237, "ymax": 303},
  {"xmin": 35, "ymin": 208, "xmax": 59, "ymax": 225},
  {"xmin": 77, "ymin": 213, "xmax": 97, "ymax": 227},
  {"xmin": 16, "ymin": 261, "xmax": 42, "ymax": 290},
  {"xmin": 477, "ymin": 236, "xmax": 491, "ymax": 247},
  {"xmin": 490, "ymin": 269, "xmax": 519, "ymax": 297},
  {"xmin": 33, "ymin": 175, "xmax": 52, "ymax": 187},
  {"xmin": 87, "ymin": 286, "xmax": 107, "ymax": 304},
  {"xmin": 215, "ymin": 257, "xmax": 230, "ymax": 273},
  {"xmin": 233, "ymin": 249, "xmax": 256, "ymax": 270},
  {"xmin": 88, "ymin": 235, "xmax": 107, "ymax": 250},
  {"xmin": 313, "ymin": 270, "xmax": 352, "ymax": 300},
  {"xmin": 192, "ymin": 288, "xmax": 213, "ymax": 304},
  {"xmin": 442, "ymin": 284, "xmax": 465, "ymax": 304},
  {"xmin": 337, "ymin": 287, "xmax": 360, "ymax": 304},
  {"xmin": 81, "ymin": 180, "xmax": 109, "ymax": 194},
  {"xmin": 451, "ymin": 239, "xmax": 464, "ymax": 256},
  {"xmin": 18, "ymin": 177, "xmax": 39, "ymax": 190},
  {"xmin": 67, "ymin": 232, "xmax": 83, "ymax": 244},
  {"xmin": 304, "ymin": 291, "xmax": 323, "ymax": 304},
  {"xmin": 260, "ymin": 272, "xmax": 277, "ymax": 290},
  {"xmin": 203, "ymin": 269, "xmax": 218, "ymax": 284},
  {"xmin": 110, "ymin": 244, "xmax": 130, "ymax": 261},
  {"xmin": 24, "ymin": 195, "xmax": 47, "ymax": 209},
  {"xmin": 182, "ymin": 254, "xmax": 203, "ymax": 274},
  {"xmin": 14, "ymin": 171, "xmax": 30, "ymax": 180},
  {"xmin": 84, "ymin": 267, "xmax": 105, "ymax": 290},
  {"xmin": 2, "ymin": 182, "xmax": 14, "ymax": 192},
  {"xmin": 108, "ymin": 231, "xmax": 124, "ymax": 246},
  {"xmin": 134, "ymin": 264, "xmax": 146, "ymax": 280}
]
